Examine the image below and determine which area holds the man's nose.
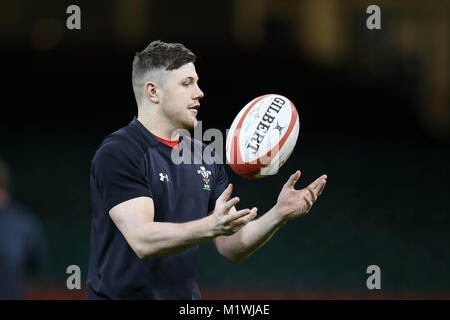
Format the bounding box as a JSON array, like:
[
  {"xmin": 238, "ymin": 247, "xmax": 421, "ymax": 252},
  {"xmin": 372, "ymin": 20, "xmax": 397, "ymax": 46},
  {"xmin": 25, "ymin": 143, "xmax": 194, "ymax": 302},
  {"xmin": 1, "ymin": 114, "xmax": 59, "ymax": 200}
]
[{"xmin": 195, "ymin": 85, "xmax": 204, "ymax": 99}]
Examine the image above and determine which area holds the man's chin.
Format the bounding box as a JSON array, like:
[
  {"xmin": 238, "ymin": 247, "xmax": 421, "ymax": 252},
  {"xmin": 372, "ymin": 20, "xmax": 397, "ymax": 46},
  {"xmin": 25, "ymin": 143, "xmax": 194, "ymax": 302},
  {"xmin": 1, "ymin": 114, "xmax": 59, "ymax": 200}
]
[{"xmin": 179, "ymin": 118, "xmax": 198, "ymax": 131}]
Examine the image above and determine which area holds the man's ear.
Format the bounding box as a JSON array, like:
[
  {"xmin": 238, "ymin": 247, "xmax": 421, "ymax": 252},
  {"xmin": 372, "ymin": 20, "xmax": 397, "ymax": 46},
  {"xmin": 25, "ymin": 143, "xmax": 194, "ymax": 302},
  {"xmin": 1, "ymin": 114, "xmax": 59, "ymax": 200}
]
[{"xmin": 144, "ymin": 81, "xmax": 159, "ymax": 103}]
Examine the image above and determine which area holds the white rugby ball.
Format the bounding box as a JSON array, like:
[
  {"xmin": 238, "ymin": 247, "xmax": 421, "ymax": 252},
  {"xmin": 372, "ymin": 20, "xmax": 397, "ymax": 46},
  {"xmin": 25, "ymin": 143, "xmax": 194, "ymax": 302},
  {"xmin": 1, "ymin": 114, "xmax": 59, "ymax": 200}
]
[{"xmin": 226, "ymin": 94, "xmax": 300, "ymax": 179}]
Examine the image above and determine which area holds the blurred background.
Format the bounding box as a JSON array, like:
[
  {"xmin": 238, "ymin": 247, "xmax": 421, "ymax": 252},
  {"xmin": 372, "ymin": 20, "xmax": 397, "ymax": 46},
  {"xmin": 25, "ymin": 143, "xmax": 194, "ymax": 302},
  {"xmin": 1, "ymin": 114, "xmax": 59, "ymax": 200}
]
[{"xmin": 0, "ymin": 0, "xmax": 449, "ymax": 299}]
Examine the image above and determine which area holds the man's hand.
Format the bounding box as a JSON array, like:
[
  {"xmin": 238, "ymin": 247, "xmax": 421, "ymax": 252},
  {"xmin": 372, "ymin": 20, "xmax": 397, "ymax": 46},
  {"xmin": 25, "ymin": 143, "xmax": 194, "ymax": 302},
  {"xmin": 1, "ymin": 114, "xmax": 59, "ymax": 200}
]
[
  {"xmin": 275, "ymin": 170, "xmax": 327, "ymax": 221},
  {"xmin": 208, "ymin": 184, "xmax": 258, "ymax": 236}
]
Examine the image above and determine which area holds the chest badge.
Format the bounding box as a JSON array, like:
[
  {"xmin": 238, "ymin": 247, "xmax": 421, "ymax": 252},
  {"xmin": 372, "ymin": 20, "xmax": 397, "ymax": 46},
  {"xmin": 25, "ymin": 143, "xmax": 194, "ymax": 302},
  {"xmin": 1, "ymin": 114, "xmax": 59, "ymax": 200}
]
[{"xmin": 197, "ymin": 166, "xmax": 211, "ymax": 191}]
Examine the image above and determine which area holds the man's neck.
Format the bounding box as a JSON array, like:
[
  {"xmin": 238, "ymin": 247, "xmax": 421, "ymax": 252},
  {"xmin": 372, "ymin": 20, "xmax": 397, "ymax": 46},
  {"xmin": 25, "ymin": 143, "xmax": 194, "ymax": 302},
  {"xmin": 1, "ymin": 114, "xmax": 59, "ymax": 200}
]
[{"xmin": 137, "ymin": 115, "xmax": 179, "ymax": 141}]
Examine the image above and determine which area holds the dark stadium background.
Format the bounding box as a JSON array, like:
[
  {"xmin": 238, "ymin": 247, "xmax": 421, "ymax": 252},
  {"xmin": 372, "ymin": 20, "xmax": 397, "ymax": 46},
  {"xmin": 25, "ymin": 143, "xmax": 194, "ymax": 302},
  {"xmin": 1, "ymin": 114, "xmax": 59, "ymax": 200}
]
[{"xmin": 1, "ymin": 0, "xmax": 449, "ymax": 299}]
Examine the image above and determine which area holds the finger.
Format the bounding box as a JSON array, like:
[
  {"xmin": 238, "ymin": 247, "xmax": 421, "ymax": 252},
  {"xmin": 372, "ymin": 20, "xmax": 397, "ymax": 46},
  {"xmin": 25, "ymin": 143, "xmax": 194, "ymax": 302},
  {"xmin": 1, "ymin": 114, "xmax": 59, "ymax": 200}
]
[
  {"xmin": 310, "ymin": 174, "xmax": 327, "ymax": 192},
  {"xmin": 234, "ymin": 210, "xmax": 257, "ymax": 228},
  {"xmin": 306, "ymin": 186, "xmax": 317, "ymax": 203},
  {"xmin": 231, "ymin": 207, "xmax": 258, "ymax": 226},
  {"xmin": 244, "ymin": 207, "xmax": 258, "ymax": 223},
  {"xmin": 224, "ymin": 197, "xmax": 240, "ymax": 212},
  {"xmin": 248, "ymin": 207, "xmax": 258, "ymax": 222},
  {"xmin": 317, "ymin": 179, "xmax": 327, "ymax": 196},
  {"xmin": 217, "ymin": 184, "xmax": 233, "ymax": 203},
  {"xmin": 285, "ymin": 170, "xmax": 301, "ymax": 188},
  {"xmin": 304, "ymin": 196, "xmax": 313, "ymax": 212},
  {"xmin": 227, "ymin": 207, "xmax": 252, "ymax": 222}
]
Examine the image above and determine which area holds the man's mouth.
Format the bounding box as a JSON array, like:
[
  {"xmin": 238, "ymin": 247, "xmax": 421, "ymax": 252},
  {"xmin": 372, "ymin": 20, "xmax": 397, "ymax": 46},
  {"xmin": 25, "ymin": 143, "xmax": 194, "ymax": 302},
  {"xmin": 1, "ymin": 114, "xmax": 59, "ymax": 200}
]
[{"xmin": 188, "ymin": 104, "xmax": 200, "ymax": 115}]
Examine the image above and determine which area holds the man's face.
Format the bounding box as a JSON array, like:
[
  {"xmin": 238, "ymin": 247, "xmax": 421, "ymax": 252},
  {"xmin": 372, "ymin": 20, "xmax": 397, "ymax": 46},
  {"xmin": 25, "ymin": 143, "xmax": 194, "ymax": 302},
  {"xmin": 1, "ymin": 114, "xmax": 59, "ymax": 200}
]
[{"xmin": 159, "ymin": 62, "xmax": 204, "ymax": 130}]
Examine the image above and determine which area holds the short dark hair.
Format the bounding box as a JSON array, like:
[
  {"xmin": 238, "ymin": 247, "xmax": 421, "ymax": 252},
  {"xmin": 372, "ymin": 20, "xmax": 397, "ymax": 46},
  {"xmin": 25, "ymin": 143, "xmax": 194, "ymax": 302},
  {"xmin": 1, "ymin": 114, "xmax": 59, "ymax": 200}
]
[
  {"xmin": 132, "ymin": 40, "xmax": 196, "ymax": 81},
  {"xmin": 0, "ymin": 159, "xmax": 13, "ymax": 193}
]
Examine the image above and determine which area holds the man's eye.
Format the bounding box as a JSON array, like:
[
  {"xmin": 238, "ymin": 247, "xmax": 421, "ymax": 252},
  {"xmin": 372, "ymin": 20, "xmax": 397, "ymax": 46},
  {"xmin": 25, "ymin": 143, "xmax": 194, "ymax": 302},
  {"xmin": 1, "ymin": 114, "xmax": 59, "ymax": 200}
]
[{"xmin": 183, "ymin": 82, "xmax": 190, "ymax": 86}]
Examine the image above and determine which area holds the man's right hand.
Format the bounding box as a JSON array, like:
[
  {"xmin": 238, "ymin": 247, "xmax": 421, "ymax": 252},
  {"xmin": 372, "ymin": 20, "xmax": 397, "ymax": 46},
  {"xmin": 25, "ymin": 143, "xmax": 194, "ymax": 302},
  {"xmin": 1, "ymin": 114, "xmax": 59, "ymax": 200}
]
[{"xmin": 208, "ymin": 184, "xmax": 257, "ymax": 236}]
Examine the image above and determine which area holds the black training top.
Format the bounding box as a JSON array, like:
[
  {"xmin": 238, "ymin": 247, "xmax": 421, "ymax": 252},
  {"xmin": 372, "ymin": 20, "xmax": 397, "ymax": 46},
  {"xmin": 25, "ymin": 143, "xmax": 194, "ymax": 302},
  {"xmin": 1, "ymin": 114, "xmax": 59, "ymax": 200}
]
[{"xmin": 87, "ymin": 117, "xmax": 228, "ymax": 300}]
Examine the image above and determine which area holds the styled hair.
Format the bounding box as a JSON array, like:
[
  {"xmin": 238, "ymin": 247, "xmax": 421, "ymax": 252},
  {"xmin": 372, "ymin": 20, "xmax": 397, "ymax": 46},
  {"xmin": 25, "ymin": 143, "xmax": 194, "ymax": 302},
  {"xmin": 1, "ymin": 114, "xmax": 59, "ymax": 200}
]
[
  {"xmin": 132, "ymin": 40, "xmax": 196, "ymax": 81},
  {"xmin": 132, "ymin": 40, "xmax": 196, "ymax": 103},
  {"xmin": 0, "ymin": 159, "xmax": 13, "ymax": 193}
]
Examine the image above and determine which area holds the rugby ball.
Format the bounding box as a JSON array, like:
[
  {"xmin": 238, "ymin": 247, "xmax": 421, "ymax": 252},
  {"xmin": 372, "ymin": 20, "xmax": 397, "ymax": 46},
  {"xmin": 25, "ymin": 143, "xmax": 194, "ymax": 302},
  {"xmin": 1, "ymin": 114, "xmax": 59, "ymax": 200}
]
[{"xmin": 226, "ymin": 94, "xmax": 300, "ymax": 179}]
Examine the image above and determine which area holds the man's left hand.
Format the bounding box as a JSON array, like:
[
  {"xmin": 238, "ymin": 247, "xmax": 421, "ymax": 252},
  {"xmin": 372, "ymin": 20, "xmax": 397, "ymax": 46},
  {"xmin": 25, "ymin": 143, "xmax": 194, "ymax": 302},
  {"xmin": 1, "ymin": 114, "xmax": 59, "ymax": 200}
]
[{"xmin": 275, "ymin": 170, "xmax": 327, "ymax": 221}]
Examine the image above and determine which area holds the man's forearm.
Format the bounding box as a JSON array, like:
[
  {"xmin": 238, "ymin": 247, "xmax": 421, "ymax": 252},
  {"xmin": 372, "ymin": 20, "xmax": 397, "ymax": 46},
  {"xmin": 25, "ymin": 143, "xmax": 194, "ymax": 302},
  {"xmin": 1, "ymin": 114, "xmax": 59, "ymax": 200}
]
[
  {"xmin": 216, "ymin": 206, "xmax": 286, "ymax": 263},
  {"xmin": 135, "ymin": 217, "xmax": 215, "ymax": 259}
]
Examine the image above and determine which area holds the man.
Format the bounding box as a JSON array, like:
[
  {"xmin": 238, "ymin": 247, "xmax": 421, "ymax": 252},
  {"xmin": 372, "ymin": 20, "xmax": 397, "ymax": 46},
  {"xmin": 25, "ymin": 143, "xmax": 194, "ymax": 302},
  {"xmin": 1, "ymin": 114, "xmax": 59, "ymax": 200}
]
[
  {"xmin": 87, "ymin": 40, "xmax": 327, "ymax": 299},
  {"xmin": 0, "ymin": 159, "xmax": 47, "ymax": 299}
]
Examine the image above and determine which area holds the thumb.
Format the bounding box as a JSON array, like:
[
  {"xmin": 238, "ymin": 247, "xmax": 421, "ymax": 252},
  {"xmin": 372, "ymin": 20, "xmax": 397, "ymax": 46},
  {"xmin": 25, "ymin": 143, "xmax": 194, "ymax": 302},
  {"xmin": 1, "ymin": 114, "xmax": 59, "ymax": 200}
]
[{"xmin": 284, "ymin": 170, "xmax": 301, "ymax": 189}]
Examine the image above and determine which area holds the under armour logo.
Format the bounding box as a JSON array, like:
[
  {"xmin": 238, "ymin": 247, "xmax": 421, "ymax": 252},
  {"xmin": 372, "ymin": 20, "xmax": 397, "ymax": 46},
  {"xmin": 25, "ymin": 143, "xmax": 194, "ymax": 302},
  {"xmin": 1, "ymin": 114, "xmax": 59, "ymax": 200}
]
[{"xmin": 159, "ymin": 173, "xmax": 169, "ymax": 182}]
